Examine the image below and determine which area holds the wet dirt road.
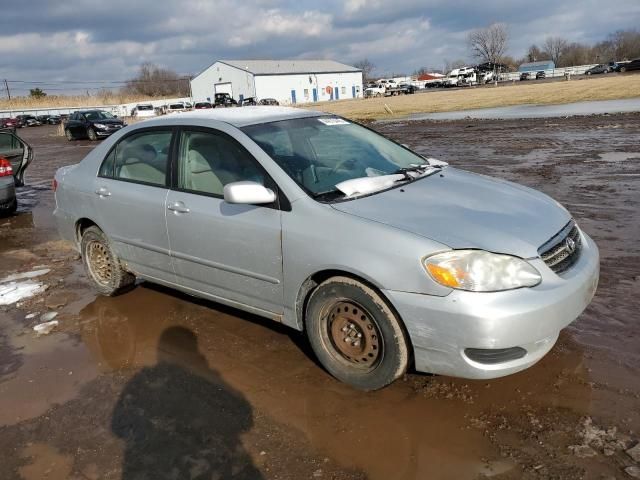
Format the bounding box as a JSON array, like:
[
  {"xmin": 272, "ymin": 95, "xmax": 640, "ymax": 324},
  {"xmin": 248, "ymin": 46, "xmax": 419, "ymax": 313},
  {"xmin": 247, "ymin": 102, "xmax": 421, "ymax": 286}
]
[{"xmin": 1, "ymin": 117, "xmax": 639, "ymax": 480}]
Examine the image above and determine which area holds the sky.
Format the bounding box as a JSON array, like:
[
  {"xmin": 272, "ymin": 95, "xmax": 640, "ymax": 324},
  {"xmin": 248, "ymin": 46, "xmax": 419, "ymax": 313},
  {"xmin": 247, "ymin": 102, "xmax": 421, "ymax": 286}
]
[{"xmin": 1, "ymin": 0, "xmax": 639, "ymax": 95}]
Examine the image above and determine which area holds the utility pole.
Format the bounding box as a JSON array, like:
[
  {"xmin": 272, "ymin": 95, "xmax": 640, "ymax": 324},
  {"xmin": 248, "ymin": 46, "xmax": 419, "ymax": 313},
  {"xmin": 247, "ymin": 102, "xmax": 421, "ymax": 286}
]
[{"xmin": 3, "ymin": 79, "xmax": 10, "ymax": 100}]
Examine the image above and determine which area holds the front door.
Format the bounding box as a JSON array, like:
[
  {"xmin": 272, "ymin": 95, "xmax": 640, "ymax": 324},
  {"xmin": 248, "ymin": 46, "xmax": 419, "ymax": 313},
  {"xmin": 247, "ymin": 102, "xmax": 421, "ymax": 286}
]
[
  {"xmin": 92, "ymin": 128, "xmax": 175, "ymax": 282},
  {"xmin": 165, "ymin": 128, "xmax": 284, "ymax": 316}
]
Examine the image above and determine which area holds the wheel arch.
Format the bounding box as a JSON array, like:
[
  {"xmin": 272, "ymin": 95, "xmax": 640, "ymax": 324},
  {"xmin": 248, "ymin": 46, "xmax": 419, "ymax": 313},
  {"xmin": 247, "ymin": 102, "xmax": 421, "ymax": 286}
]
[
  {"xmin": 295, "ymin": 269, "xmax": 415, "ymax": 365},
  {"xmin": 75, "ymin": 218, "xmax": 103, "ymax": 245}
]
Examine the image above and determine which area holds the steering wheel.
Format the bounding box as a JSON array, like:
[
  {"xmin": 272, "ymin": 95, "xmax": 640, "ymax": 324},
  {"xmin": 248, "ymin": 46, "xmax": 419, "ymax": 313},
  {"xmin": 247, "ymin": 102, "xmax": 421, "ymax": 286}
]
[{"xmin": 328, "ymin": 157, "xmax": 366, "ymax": 177}]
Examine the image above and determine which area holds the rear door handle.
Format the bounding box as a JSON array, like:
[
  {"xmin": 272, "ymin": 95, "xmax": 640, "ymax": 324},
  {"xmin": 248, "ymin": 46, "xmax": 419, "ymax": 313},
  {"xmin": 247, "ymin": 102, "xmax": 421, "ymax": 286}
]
[
  {"xmin": 167, "ymin": 201, "xmax": 190, "ymax": 214},
  {"xmin": 95, "ymin": 187, "xmax": 111, "ymax": 197}
]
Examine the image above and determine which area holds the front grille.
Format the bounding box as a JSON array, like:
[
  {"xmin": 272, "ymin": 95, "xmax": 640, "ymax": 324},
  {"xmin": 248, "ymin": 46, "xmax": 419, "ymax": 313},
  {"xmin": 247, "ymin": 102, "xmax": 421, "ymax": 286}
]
[{"xmin": 538, "ymin": 221, "xmax": 582, "ymax": 274}]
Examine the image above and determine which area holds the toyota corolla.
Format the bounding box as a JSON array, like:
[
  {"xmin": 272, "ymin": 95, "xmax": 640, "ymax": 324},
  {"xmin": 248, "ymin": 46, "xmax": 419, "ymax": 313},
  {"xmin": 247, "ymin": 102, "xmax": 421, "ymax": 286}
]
[{"xmin": 53, "ymin": 107, "xmax": 599, "ymax": 390}]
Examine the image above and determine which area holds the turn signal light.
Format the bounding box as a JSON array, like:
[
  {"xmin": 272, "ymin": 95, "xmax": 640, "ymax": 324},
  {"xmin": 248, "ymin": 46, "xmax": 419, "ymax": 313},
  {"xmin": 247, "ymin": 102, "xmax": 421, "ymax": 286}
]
[
  {"xmin": 426, "ymin": 264, "xmax": 461, "ymax": 288},
  {"xmin": 0, "ymin": 157, "xmax": 13, "ymax": 177}
]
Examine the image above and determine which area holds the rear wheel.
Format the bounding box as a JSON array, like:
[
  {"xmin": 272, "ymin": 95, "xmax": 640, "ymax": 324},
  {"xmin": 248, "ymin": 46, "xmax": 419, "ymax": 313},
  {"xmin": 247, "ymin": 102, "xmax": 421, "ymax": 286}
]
[
  {"xmin": 81, "ymin": 226, "xmax": 135, "ymax": 296},
  {"xmin": 305, "ymin": 276, "xmax": 409, "ymax": 391},
  {"xmin": 620, "ymin": 66, "xmax": 627, "ymax": 73},
  {"xmin": 87, "ymin": 128, "xmax": 98, "ymax": 141}
]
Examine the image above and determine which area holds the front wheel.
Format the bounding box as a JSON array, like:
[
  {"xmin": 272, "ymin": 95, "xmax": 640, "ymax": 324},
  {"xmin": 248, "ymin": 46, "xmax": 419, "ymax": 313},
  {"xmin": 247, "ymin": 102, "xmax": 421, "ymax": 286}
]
[
  {"xmin": 87, "ymin": 128, "xmax": 98, "ymax": 141},
  {"xmin": 305, "ymin": 276, "xmax": 410, "ymax": 391},
  {"xmin": 620, "ymin": 66, "xmax": 627, "ymax": 73},
  {"xmin": 65, "ymin": 129, "xmax": 74, "ymax": 141},
  {"xmin": 81, "ymin": 226, "xmax": 135, "ymax": 296}
]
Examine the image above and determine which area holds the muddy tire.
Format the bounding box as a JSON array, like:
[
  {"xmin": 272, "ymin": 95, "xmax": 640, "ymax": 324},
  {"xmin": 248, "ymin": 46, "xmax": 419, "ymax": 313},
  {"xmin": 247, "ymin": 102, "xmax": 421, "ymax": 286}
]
[
  {"xmin": 620, "ymin": 66, "xmax": 627, "ymax": 73},
  {"xmin": 87, "ymin": 128, "xmax": 98, "ymax": 141},
  {"xmin": 81, "ymin": 226, "xmax": 135, "ymax": 296},
  {"xmin": 0, "ymin": 197, "xmax": 17, "ymax": 216},
  {"xmin": 65, "ymin": 129, "xmax": 74, "ymax": 141},
  {"xmin": 305, "ymin": 276, "xmax": 409, "ymax": 391}
]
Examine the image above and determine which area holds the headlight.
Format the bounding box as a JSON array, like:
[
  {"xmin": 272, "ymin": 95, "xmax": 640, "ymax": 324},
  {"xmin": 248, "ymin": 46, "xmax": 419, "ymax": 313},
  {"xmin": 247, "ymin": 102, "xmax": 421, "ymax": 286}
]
[
  {"xmin": 424, "ymin": 250, "xmax": 541, "ymax": 292},
  {"xmin": 93, "ymin": 123, "xmax": 106, "ymax": 129}
]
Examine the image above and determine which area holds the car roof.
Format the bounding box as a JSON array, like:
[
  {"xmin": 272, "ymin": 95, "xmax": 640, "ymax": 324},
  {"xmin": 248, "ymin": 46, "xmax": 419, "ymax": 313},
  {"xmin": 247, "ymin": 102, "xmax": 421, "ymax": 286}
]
[{"xmin": 139, "ymin": 106, "xmax": 325, "ymax": 128}]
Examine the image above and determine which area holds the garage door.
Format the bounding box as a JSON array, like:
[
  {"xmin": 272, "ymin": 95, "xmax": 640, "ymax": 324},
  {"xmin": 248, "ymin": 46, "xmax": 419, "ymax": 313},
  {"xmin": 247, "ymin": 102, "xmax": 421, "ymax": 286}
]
[{"xmin": 214, "ymin": 82, "xmax": 233, "ymax": 96}]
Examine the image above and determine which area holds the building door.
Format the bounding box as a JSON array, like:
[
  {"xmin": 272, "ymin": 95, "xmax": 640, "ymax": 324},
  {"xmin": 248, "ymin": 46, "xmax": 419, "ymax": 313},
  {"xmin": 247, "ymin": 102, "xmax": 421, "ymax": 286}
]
[
  {"xmin": 352, "ymin": 86, "xmax": 356, "ymax": 98},
  {"xmin": 214, "ymin": 82, "xmax": 233, "ymax": 97},
  {"xmin": 312, "ymin": 88, "xmax": 318, "ymax": 102},
  {"xmin": 335, "ymin": 87, "xmax": 339, "ymax": 100},
  {"xmin": 291, "ymin": 90, "xmax": 296, "ymax": 104}
]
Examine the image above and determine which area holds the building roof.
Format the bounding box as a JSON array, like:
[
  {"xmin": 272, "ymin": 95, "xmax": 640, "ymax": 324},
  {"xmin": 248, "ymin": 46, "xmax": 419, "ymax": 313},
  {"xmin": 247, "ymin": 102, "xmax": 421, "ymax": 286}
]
[
  {"xmin": 417, "ymin": 73, "xmax": 444, "ymax": 81},
  {"xmin": 138, "ymin": 106, "xmax": 325, "ymax": 128},
  {"xmin": 216, "ymin": 59, "xmax": 361, "ymax": 76}
]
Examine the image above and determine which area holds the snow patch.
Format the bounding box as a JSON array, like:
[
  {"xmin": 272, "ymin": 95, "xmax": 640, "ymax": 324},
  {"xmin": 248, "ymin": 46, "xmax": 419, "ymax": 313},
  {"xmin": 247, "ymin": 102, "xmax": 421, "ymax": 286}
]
[
  {"xmin": 0, "ymin": 280, "xmax": 48, "ymax": 306},
  {"xmin": 0, "ymin": 268, "xmax": 50, "ymax": 283}
]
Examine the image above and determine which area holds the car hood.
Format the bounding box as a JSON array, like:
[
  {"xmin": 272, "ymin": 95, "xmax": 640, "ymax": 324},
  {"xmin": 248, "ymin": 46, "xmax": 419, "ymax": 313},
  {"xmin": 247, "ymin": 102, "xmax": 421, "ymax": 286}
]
[
  {"xmin": 93, "ymin": 119, "xmax": 123, "ymax": 125},
  {"xmin": 330, "ymin": 168, "xmax": 571, "ymax": 258}
]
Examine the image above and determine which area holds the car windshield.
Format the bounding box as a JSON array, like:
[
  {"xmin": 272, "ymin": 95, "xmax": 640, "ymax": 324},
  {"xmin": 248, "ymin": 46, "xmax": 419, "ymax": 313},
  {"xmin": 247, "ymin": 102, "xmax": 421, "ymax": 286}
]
[
  {"xmin": 84, "ymin": 111, "xmax": 114, "ymax": 121},
  {"xmin": 137, "ymin": 105, "xmax": 153, "ymax": 110},
  {"xmin": 242, "ymin": 116, "xmax": 429, "ymax": 197}
]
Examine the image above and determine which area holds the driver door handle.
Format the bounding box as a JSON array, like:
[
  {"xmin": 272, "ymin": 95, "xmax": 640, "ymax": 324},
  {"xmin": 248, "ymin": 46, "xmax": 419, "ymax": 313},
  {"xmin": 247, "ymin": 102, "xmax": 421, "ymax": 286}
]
[
  {"xmin": 167, "ymin": 201, "xmax": 190, "ymax": 214},
  {"xmin": 95, "ymin": 187, "xmax": 111, "ymax": 197}
]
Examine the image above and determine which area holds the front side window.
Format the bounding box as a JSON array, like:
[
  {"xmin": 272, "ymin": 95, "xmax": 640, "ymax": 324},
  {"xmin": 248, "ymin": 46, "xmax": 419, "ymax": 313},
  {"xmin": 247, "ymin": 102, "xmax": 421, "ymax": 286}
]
[
  {"xmin": 84, "ymin": 111, "xmax": 115, "ymax": 121},
  {"xmin": 178, "ymin": 130, "xmax": 264, "ymax": 196},
  {"xmin": 100, "ymin": 130, "xmax": 172, "ymax": 186},
  {"xmin": 242, "ymin": 117, "xmax": 425, "ymax": 196}
]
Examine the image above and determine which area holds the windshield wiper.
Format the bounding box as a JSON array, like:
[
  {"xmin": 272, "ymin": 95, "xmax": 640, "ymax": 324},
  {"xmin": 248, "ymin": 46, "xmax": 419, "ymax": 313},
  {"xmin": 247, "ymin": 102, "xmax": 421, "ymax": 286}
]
[
  {"xmin": 394, "ymin": 163, "xmax": 437, "ymax": 181},
  {"xmin": 312, "ymin": 189, "xmax": 345, "ymax": 202}
]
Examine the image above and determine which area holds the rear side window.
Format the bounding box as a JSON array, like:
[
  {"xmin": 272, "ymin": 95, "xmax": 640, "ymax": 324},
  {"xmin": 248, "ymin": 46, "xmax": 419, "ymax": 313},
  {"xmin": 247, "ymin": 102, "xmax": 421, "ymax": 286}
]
[{"xmin": 98, "ymin": 130, "xmax": 172, "ymax": 186}]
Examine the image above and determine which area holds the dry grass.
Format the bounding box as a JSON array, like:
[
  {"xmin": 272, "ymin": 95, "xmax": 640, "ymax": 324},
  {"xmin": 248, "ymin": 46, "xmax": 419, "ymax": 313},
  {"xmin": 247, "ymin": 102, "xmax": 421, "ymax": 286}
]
[
  {"xmin": 306, "ymin": 75, "xmax": 640, "ymax": 121},
  {"xmin": 0, "ymin": 93, "xmax": 175, "ymax": 111}
]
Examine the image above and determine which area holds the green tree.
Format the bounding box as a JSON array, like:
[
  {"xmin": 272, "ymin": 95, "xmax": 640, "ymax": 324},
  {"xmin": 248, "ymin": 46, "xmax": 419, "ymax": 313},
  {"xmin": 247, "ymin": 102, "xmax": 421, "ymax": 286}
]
[{"xmin": 29, "ymin": 88, "xmax": 47, "ymax": 98}]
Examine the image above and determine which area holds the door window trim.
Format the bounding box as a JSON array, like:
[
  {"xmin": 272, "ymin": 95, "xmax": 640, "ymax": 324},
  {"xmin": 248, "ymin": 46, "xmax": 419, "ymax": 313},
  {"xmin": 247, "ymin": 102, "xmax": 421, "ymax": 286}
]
[
  {"xmin": 97, "ymin": 126, "xmax": 177, "ymax": 189},
  {"xmin": 170, "ymin": 125, "xmax": 291, "ymax": 211}
]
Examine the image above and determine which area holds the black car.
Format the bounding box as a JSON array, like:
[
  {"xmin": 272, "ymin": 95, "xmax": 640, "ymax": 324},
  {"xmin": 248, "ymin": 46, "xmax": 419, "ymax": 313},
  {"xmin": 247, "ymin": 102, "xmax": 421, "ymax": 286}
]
[
  {"xmin": 519, "ymin": 72, "xmax": 531, "ymax": 81},
  {"xmin": 535, "ymin": 71, "xmax": 546, "ymax": 79},
  {"xmin": 194, "ymin": 102, "xmax": 213, "ymax": 109},
  {"xmin": 585, "ymin": 64, "xmax": 610, "ymax": 75},
  {"xmin": 47, "ymin": 115, "xmax": 62, "ymax": 125},
  {"xmin": 258, "ymin": 98, "xmax": 279, "ymax": 106},
  {"xmin": 617, "ymin": 59, "xmax": 640, "ymax": 72},
  {"xmin": 64, "ymin": 110, "xmax": 125, "ymax": 141},
  {"xmin": 239, "ymin": 97, "xmax": 257, "ymax": 106},
  {"xmin": 214, "ymin": 93, "xmax": 237, "ymax": 107},
  {"xmin": 16, "ymin": 115, "xmax": 41, "ymax": 127}
]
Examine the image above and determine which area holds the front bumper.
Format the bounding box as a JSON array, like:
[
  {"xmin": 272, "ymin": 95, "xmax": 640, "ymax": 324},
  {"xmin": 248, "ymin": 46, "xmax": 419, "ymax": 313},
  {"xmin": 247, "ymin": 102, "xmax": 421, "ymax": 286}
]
[
  {"xmin": 94, "ymin": 125, "xmax": 124, "ymax": 137},
  {"xmin": 384, "ymin": 231, "xmax": 600, "ymax": 379}
]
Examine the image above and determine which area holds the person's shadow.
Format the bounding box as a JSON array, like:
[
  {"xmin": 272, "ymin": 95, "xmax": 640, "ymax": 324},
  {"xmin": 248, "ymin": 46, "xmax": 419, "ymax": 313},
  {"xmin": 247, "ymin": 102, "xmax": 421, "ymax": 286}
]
[{"xmin": 111, "ymin": 326, "xmax": 264, "ymax": 480}]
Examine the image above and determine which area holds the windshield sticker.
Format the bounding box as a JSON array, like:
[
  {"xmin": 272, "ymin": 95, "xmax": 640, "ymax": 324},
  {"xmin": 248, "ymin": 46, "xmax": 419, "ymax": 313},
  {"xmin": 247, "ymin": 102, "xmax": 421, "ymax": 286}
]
[{"xmin": 318, "ymin": 118, "xmax": 350, "ymax": 126}]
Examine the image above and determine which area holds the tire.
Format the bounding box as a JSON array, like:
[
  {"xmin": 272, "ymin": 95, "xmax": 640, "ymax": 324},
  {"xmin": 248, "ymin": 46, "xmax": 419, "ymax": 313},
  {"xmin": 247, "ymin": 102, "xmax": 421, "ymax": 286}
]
[
  {"xmin": 305, "ymin": 276, "xmax": 409, "ymax": 391},
  {"xmin": 586, "ymin": 71, "xmax": 591, "ymax": 75},
  {"xmin": 0, "ymin": 197, "xmax": 17, "ymax": 217},
  {"xmin": 65, "ymin": 129, "xmax": 74, "ymax": 141},
  {"xmin": 81, "ymin": 226, "xmax": 135, "ymax": 296},
  {"xmin": 87, "ymin": 128, "xmax": 98, "ymax": 141},
  {"xmin": 620, "ymin": 66, "xmax": 627, "ymax": 73}
]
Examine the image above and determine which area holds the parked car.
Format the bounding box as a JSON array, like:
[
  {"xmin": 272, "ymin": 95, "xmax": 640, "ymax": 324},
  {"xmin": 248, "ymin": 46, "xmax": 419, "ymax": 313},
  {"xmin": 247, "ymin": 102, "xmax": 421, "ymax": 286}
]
[
  {"xmin": 585, "ymin": 64, "xmax": 610, "ymax": 75},
  {"xmin": 53, "ymin": 107, "xmax": 600, "ymax": 390},
  {"xmin": 64, "ymin": 110, "xmax": 126, "ymax": 141},
  {"xmin": 131, "ymin": 104, "xmax": 156, "ymax": 118},
  {"xmin": 520, "ymin": 72, "xmax": 531, "ymax": 81},
  {"xmin": 258, "ymin": 98, "xmax": 279, "ymax": 106},
  {"xmin": 194, "ymin": 102, "xmax": 213, "ymax": 110},
  {"xmin": 0, "ymin": 129, "xmax": 33, "ymax": 214},
  {"xmin": 535, "ymin": 71, "xmax": 546, "ymax": 79},
  {"xmin": 163, "ymin": 102, "xmax": 191, "ymax": 114},
  {"xmin": 617, "ymin": 58, "xmax": 640, "ymax": 72},
  {"xmin": 240, "ymin": 97, "xmax": 257, "ymax": 106},
  {"xmin": 16, "ymin": 115, "xmax": 41, "ymax": 127},
  {"xmin": 214, "ymin": 93, "xmax": 237, "ymax": 107},
  {"xmin": 0, "ymin": 118, "xmax": 18, "ymax": 130},
  {"xmin": 47, "ymin": 115, "xmax": 62, "ymax": 125}
]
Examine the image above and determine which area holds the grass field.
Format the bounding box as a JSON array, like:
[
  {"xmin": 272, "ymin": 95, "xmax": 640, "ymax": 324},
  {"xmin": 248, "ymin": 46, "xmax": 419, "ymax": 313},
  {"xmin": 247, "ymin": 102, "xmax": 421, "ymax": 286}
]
[
  {"xmin": 0, "ymin": 93, "xmax": 174, "ymax": 111},
  {"xmin": 307, "ymin": 74, "xmax": 640, "ymax": 121}
]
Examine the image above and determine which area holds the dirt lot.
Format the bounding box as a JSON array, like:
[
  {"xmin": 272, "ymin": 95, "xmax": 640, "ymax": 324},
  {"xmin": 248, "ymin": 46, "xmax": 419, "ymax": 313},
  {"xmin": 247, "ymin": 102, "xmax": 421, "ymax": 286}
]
[
  {"xmin": 312, "ymin": 74, "xmax": 640, "ymax": 120},
  {"xmin": 1, "ymin": 115, "xmax": 639, "ymax": 480}
]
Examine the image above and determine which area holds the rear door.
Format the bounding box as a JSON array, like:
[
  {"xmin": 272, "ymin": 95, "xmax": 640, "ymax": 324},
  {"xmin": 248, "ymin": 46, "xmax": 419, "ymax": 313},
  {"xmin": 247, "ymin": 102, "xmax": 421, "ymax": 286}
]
[
  {"xmin": 92, "ymin": 127, "xmax": 176, "ymax": 283},
  {"xmin": 0, "ymin": 131, "xmax": 32, "ymax": 186},
  {"xmin": 165, "ymin": 127, "xmax": 284, "ymax": 316}
]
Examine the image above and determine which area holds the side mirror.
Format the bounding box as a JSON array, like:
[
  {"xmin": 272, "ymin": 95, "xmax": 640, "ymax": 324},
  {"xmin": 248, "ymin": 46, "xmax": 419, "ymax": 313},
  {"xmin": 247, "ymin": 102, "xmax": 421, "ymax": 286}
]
[{"xmin": 224, "ymin": 181, "xmax": 276, "ymax": 205}]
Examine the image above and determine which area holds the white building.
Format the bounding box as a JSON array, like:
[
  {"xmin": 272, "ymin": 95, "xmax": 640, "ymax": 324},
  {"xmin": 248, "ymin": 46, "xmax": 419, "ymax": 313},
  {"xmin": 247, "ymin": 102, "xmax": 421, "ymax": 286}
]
[{"xmin": 190, "ymin": 60, "xmax": 363, "ymax": 105}]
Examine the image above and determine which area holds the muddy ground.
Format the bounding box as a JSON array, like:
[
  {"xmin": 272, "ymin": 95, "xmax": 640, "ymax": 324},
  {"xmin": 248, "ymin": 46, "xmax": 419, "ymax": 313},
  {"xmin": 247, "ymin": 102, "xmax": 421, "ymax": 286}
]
[{"xmin": 0, "ymin": 114, "xmax": 639, "ymax": 480}]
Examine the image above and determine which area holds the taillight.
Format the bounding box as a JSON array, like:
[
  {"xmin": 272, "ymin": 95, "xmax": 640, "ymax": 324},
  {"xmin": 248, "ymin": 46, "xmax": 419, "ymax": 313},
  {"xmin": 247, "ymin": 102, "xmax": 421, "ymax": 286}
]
[
  {"xmin": 52, "ymin": 178, "xmax": 58, "ymax": 192},
  {"xmin": 0, "ymin": 157, "xmax": 13, "ymax": 177}
]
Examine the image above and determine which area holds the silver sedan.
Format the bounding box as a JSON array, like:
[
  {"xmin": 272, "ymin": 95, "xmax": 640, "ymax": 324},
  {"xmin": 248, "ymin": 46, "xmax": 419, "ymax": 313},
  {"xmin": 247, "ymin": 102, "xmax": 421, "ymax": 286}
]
[{"xmin": 54, "ymin": 107, "xmax": 599, "ymax": 390}]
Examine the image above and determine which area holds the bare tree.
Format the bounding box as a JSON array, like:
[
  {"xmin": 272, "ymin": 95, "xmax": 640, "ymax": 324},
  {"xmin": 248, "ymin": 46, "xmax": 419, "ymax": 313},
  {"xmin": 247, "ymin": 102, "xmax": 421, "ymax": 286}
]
[
  {"xmin": 353, "ymin": 59, "xmax": 375, "ymax": 82},
  {"xmin": 542, "ymin": 36, "xmax": 568, "ymax": 67},
  {"xmin": 525, "ymin": 44, "xmax": 549, "ymax": 62},
  {"xmin": 123, "ymin": 63, "xmax": 190, "ymax": 97},
  {"xmin": 468, "ymin": 23, "xmax": 509, "ymax": 64}
]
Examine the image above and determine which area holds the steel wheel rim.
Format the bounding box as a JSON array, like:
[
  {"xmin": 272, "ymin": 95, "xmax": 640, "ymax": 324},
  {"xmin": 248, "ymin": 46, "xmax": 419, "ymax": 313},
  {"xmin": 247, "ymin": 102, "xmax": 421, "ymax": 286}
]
[
  {"xmin": 324, "ymin": 300, "xmax": 382, "ymax": 370},
  {"xmin": 86, "ymin": 241, "xmax": 113, "ymax": 286}
]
